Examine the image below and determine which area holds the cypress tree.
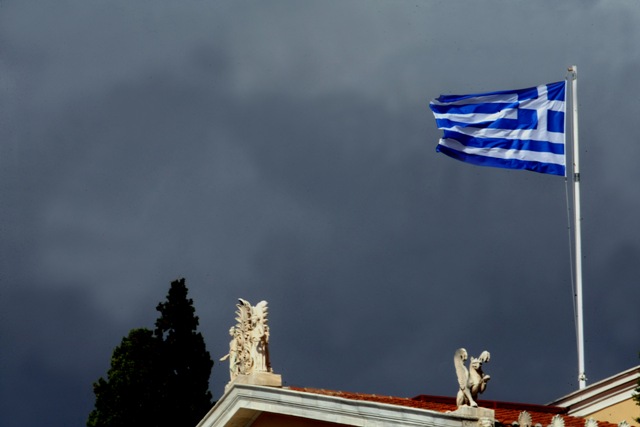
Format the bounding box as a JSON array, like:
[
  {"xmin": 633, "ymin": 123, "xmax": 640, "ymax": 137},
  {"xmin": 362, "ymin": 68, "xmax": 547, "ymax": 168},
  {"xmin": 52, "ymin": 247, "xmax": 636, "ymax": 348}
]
[
  {"xmin": 155, "ymin": 278, "xmax": 214, "ymax": 426},
  {"xmin": 87, "ymin": 328, "xmax": 164, "ymax": 427},
  {"xmin": 88, "ymin": 278, "xmax": 213, "ymax": 427}
]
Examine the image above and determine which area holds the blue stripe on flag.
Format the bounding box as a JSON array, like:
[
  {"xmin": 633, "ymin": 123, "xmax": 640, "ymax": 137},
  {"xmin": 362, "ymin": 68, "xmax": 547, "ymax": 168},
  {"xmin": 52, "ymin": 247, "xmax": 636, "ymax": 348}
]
[
  {"xmin": 430, "ymin": 102, "xmax": 517, "ymax": 115},
  {"xmin": 436, "ymin": 144, "xmax": 566, "ymax": 176},
  {"xmin": 433, "ymin": 83, "xmax": 556, "ymax": 103}
]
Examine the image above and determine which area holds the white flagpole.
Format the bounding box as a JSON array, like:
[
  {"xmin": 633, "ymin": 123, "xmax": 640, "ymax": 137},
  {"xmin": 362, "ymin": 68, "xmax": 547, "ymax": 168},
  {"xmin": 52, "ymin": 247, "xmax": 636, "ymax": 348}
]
[{"xmin": 568, "ymin": 65, "xmax": 586, "ymax": 389}]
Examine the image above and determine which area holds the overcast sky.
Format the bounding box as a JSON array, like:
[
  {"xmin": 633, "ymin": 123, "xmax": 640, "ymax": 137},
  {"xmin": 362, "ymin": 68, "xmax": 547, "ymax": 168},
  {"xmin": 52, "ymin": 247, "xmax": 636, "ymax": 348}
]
[{"xmin": 2, "ymin": 1, "xmax": 640, "ymax": 426}]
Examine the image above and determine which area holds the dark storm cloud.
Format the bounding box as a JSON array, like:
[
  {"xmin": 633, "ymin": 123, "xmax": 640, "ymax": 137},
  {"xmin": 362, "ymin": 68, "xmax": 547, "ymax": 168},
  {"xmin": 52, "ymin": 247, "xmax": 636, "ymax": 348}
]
[
  {"xmin": 211, "ymin": 84, "xmax": 582, "ymax": 401},
  {"xmin": 0, "ymin": 284, "xmax": 127, "ymax": 426},
  {"xmin": 2, "ymin": 2, "xmax": 640, "ymax": 427}
]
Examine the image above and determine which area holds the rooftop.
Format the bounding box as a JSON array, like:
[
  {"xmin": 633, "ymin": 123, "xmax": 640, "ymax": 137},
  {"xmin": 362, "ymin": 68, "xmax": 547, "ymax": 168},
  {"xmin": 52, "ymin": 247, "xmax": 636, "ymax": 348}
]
[{"xmin": 289, "ymin": 387, "xmax": 622, "ymax": 427}]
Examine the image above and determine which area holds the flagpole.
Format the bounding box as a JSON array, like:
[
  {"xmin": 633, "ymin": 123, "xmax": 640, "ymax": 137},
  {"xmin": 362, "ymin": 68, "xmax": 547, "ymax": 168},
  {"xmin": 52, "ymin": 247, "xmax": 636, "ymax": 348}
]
[{"xmin": 568, "ymin": 65, "xmax": 586, "ymax": 389}]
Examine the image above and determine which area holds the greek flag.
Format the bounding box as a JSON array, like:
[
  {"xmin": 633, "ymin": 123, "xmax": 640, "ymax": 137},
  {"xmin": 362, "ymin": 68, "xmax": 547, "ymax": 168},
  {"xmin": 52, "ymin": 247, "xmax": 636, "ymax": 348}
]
[{"xmin": 430, "ymin": 81, "xmax": 566, "ymax": 176}]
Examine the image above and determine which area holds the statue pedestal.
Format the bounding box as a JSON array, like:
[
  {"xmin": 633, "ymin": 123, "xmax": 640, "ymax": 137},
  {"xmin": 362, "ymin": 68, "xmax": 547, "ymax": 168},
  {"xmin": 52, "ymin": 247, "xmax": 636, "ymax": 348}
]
[
  {"xmin": 225, "ymin": 372, "xmax": 282, "ymax": 392},
  {"xmin": 449, "ymin": 406, "xmax": 494, "ymax": 427}
]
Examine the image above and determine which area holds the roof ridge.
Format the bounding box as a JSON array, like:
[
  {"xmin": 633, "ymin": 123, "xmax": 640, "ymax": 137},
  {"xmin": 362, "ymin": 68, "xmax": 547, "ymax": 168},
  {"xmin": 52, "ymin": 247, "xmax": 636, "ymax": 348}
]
[{"xmin": 288, "ymin": 386, "xmax": 623, "ymax": 427}]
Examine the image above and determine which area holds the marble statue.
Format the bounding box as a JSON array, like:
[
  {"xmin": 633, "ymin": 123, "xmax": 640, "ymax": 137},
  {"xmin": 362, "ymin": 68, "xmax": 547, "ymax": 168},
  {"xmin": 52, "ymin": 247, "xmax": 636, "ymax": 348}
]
[
  {"xmin": 221, "ymin": 298, "xmax": 272, "ymax": 381},
  {"xmin": 220, "ymin": 326, "xmax": 241, "ymax": 381},
  {"xmin": 249, "ymin": 300, "xmax": 271, "ymax": 373},
  {"xmin": 454, "ymin": 348, "xmax": 491, "ymax": 408},
  {"xmin": 518, "ymin": 411, "xmax": 532, "ymax": 427}
]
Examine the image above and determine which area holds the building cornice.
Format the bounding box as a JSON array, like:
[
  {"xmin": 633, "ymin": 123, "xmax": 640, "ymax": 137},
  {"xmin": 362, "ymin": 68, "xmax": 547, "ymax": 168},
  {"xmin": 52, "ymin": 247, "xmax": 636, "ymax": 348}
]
[
  {"xmin": 197, "ymin": 384, "xmax": 495, "ymax": 427},
  {"xmin": 549, "ymin": 366, "xmax": 640, "ymax": 416}
]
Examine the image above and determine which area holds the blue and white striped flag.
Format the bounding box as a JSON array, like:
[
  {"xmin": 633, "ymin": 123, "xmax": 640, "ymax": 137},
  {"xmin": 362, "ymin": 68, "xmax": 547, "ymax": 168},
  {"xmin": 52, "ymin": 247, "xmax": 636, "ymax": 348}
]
[{"xmin": 430, "ymin": 81, "xmax": 566, "ymax": 176}]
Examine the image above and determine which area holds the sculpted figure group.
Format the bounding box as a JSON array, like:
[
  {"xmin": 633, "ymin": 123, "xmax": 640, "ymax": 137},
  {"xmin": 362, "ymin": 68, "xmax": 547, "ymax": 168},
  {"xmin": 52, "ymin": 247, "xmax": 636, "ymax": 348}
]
[
  {"xmin": 454, "ymin": 348, "xmax": 491, "ymax": 408},
  {"xmin": 221, "ymin": 299, "xmax": 272, "ymax": 381}
]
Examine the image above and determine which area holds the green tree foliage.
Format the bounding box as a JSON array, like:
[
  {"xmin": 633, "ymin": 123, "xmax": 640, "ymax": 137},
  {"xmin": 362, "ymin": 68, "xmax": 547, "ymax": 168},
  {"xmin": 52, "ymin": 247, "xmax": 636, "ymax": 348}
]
[
  {"xmin": 87, "ymin": 328, "xmax": 164, "ymax": 427},
  {"xmin": 88, "ymin": 278, "xmax": 214, "ymax": 427}
]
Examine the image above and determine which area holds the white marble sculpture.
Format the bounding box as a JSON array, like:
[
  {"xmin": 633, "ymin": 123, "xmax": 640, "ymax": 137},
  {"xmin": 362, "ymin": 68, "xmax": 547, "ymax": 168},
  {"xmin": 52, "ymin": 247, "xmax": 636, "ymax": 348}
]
[
  {"xmin": 221, "ymin": 298, "xmax": 272, "ymax": 381},
  {"xmin": 550, "ymin": 414, "xmax": 565, "ymax": 427},
  {"xmin": 454, "ymin": 348, "xmax": 491, "ymax": 408},
  {"xmin": 518, "ymin": 411, "xmax": 533, "ymax": 427},
  {"xmin": 584, "ymin": 419, "xmax": 598, "ymax": 427}
]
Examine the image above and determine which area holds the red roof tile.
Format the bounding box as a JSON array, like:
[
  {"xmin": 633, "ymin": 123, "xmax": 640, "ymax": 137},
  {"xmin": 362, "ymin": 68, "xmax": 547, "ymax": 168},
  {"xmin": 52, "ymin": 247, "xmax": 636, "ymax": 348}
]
[{"xmin": 288, "ymin": 387, "xmax": 620, "ymax": 427}]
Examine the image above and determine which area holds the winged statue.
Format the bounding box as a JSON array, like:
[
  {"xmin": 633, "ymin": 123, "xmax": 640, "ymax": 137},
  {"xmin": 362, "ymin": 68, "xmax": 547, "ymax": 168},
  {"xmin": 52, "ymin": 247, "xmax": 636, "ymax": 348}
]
[
  {"xmin": 454, "ymin": 348, "xmax": 491, "ymax": 408},
  {"xmin": 249, "ymin": 300, "xmax": 271, "ymax": 373}
]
